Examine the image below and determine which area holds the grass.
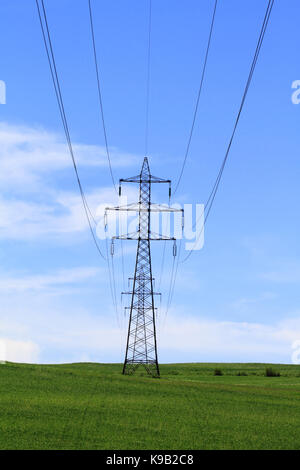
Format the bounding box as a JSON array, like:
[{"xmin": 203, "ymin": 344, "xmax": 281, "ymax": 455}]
[
  {"xmin": 265, "ymin": 367, "xmax": 281, "ymax": 377},
  {"xmin": 1, "ymin": 361, "xmax": 300, "ymax": 449}
]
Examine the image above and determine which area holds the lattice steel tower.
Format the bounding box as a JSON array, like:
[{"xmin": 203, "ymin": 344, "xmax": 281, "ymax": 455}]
[{"xmin": 106, "ymin": 157, "xmax": 183, "ymax": 376}]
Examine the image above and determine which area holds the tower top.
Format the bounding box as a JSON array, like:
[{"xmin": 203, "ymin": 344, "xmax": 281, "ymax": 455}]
[{"xmin": 141, "ymin": 157, "xmax": 150, "ymax": 177}]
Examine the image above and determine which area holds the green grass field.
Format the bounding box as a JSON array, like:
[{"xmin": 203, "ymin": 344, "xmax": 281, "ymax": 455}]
[{"xmin": 1, "ymin": 362, "xmax": 300, "ymax": 450}]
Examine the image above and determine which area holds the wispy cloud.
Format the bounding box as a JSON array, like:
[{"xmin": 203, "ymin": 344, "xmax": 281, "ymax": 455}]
[
  {"xmin": 0, "ymin": 188, "xmax": 113, "ymax": 239},
  {"xmin": 0, "ymin": 121, "xmax": 139, "ymax": 189},
  {"xmin": 261, "ymin": 264, "xmax": 300, "ymax": 283},
  {"xmin": 160, "ymin": 315, "xmax": 300, "ymax": 357},
  {"xmin": 0, "ymin": 267, "xmax": 102, "ymax": 292},
  {"xmin": 1, "ymin": 296, "xmax": 300, "ymax": 363},
  {"xmin": 231, "ymin": 291, "xmax": 277, "ymax": 310},
  {"xmin": 0, "ymin": 122, "xmax": 142, "ymax": 241}
]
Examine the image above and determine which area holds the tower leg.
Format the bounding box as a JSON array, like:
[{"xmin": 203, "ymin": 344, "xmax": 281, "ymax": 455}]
[{"xmin": 123, "ymin": 240, "xmax": 159, "ymax": 377}]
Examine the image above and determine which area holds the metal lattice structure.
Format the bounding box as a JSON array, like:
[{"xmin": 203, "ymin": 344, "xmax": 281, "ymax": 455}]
[{"xmin": 106, "ymin": 157, "xmax": 183, "ymax": 376}]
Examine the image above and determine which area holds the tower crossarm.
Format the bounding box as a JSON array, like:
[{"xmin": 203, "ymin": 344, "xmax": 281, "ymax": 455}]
[
  {"xmin": 119, "ymin": 158, "xmax": 172, "ymax": 198},
  {"xmin": 120, "ymin": 176, "xmax": 171, "ymax": 184},
  {"xmin": 113, "ymin": 232, "xmax": 176, "ymax": 241},
  {"xmin": 122, "ymin": 291, "xmax": 161, "ymax": 296},
  {"xmin": 105, "ymin": 203, "xmax": 183, "ymax": 213}
]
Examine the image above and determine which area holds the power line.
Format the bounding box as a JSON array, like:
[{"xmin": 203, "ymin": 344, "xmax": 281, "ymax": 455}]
[
  {"xmin": 161, "ymin": 240, "xmax": 181, "ymax": 330},
  {"xmin": 145, "ymin": 0, "xmax": 152, "ymax": 157},
  {"xmin": 105, "ymin": 235, "xmax": 121, "ymax": 329},
  {"xmin": 161, "ymin": 0, "xmax": 218, "ymax": 321},
  {"xmin": 158, "ymin": 239, "xmax": 167, "ymax": 291},
  {"xmin": 163, "ymin": 0, "xmax": 274, "ymax": 323},
  {"xmin": 173, "ymin": 0, "xmax": 218, "ymax": 195},
  {"xmin": 88, "ymin": 0, "xmax": 126, "ymax": 290},
  {"xmin": 88, "ymin": 0, "xmax": 117, "ymax": 192},
  {"xmin": 36, "ymin": 0, "xmax": 106, "ymax": 261},
  {"xmin": 181, "ymin": 0, "xmax": 275, "ymax": 263}
]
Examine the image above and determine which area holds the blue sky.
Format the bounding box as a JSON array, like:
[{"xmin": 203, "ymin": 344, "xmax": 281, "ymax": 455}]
[{"xmin": 0, "ymin": 0, "xmax": 300, "ymax": 365}]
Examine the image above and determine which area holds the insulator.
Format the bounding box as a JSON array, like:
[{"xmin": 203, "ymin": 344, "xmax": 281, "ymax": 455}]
[
  {"xmin": 119, "ymin": 185, "xmax": 122, "ymax": 196},
  {"xmin": 169, "ymin": 184, "xmax": 171, "ymax": 200},
  {"xmin": 173, "ymin": 240, "xmax": 177, "ymax": 257},
  {"xmin": 104, "ymin": 211, "xmax": 108, "ymax": 232},
  {"xmin": 181, "ymin": 212, "xmax": 184, "ymax": 231},
  {"xmin": 111, "ymin": 240, "xmax": 115, "ymax": 256}
]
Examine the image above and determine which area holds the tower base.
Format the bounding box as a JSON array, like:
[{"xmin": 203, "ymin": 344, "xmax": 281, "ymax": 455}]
[{"xmin": 123, "ymin": 360, "xmax": 160, "ymax": 377}]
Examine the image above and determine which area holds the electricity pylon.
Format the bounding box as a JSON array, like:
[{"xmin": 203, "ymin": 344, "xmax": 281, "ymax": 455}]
[{"xmin": 106, "ymin": 157, "xmax": 183, "ymax": 376}]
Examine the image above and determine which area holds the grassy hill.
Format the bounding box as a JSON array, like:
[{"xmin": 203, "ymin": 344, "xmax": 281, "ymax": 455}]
[{"xmin": 0, "ymin": 362, "xmax": 300, "ymax": 449}]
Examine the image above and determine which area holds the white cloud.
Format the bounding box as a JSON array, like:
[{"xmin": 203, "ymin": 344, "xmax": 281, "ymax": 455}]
[
  {"xmin": 1, "ymin": 266, "xmax": 299, "ymax": 365},
  {"xmin": 0, "ymin": 122, "xmax": 142, "ymax": 241},
  {"xmin": 2, "ymin": 297, "xmax": 300, "ymax": 363},
  {"xmin": 32, "ymin": 314, "xmax": 300, "ymax": 364},
  {"xmin": 0, "ymin": 266, "xmax": 102, "ymax": 292},
  {"xmin": 0, "ymin": 186, "xmax": 142, "ymax": 240},
  {"xmin": 0, "ymin": 337, "xmax": 39, "ymax": 363},
  {"xmin": 156, "ymin": 314, "xmax": 300, "ymax": 363},
  {"xmin": 0, "ymin": 121, "xmax": 139, "ymax": 188},
  {"xmin": 0, "ymin": 187, "xmax": 119, "ymax": 240},
  {"xmin": 2, "ymin": 121, "xmax": 298, "ymax": 366}
]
